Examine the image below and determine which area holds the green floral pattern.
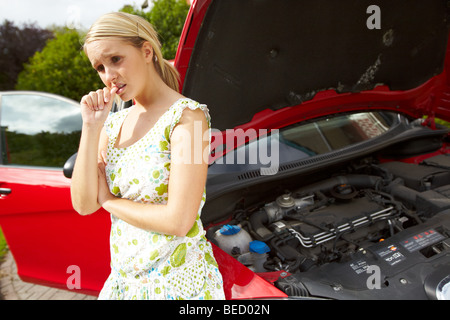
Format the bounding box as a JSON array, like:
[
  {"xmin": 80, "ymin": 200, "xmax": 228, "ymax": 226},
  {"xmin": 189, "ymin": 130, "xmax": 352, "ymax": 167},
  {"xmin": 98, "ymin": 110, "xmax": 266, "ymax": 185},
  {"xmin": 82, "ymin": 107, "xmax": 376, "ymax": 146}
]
[{"xmin": 98, "ymin": 98, "xmax": 224, "ymax": 300}]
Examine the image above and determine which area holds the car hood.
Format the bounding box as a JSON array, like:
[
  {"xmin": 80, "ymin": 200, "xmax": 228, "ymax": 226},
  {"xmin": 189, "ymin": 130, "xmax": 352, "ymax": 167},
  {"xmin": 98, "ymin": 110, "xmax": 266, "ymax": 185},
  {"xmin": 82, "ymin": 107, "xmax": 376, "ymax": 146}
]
[{"xmin": 175, "ymin": 0, "xmax": 450, "ymax": 131}]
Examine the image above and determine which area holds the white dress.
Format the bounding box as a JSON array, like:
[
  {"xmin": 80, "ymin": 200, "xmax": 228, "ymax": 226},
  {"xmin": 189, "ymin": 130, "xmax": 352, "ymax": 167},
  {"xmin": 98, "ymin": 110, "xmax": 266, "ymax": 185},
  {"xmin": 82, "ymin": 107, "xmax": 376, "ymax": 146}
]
[{"xmin": 98, "ymin": 98, "xmax": 225, "ymax": 300}]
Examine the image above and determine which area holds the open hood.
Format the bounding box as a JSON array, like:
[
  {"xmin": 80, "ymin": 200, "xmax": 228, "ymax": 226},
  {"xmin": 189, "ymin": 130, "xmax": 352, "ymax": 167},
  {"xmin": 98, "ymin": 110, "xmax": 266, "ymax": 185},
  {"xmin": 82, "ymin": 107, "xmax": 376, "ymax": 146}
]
[{"xmin": 176, "ymin": 0, "xmax": 450, "ymax": 131}]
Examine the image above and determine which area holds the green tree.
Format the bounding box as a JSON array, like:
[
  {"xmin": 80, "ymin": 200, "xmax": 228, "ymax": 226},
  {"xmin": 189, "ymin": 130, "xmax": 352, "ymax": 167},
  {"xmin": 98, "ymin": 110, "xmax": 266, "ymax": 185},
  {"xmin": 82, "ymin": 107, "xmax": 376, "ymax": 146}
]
[
  {"xmin": 149, "ymin": 0, "xmax": 190, "ymax": 59},
  {"xmin": 15, "ymin": 29, "xmax": 103, "ymax": 102},
  {"xmin": 120, "ymin": 0, "xmax": 190, "ymax": 59}
]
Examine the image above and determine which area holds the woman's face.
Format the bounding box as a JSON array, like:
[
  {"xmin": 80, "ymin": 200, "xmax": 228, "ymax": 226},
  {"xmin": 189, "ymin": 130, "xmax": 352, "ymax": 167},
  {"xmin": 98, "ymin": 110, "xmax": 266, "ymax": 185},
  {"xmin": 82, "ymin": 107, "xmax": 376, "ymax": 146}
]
[{"xmin": 85, "ymin": 38, "xmax": 152, "ymax": 102}]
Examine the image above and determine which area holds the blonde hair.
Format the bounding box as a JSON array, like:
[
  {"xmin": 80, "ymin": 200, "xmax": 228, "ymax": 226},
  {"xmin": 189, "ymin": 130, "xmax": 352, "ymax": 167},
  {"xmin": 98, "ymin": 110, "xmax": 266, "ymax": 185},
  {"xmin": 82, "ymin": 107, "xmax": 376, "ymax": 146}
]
[{"xmin": 84, "ymin": 12, "xmax": 180, "ymax": 92}]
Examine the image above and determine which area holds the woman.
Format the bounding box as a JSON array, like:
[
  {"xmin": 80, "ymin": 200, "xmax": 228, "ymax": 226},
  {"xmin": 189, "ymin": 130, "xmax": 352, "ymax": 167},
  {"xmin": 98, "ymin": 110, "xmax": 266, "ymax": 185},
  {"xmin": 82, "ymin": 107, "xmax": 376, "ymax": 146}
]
[{"xmin": 70, "ymin": 12, "xmax": 225, "ymax": 300}]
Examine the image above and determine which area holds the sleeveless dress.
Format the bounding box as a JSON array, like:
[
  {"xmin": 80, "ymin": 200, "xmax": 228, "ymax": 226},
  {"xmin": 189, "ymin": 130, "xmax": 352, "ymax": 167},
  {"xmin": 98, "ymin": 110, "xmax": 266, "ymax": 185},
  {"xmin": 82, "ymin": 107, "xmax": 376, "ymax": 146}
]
[{"xmin": 98, "ymin": 98, "xmax": 225, "ymax": 300}]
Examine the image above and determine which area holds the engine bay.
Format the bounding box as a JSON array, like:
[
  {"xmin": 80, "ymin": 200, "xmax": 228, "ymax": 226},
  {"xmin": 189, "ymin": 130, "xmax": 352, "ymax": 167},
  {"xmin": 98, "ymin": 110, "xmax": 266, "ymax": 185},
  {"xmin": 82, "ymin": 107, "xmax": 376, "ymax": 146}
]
[{"xmin": 207, "ymin": 153, "xmax": 450, "ymax": 299}]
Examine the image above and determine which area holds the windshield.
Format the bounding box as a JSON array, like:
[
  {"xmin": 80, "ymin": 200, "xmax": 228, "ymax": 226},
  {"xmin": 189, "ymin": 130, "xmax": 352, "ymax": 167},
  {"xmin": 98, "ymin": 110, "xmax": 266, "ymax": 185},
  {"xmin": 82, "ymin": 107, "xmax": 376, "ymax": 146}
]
[
  {"xmin": 281, "ymin": 111, "xmax": 394, "ymax": 155},
  {"xmin": 209, "ymin": 111, "xmax": 399, "ymax": 175}
]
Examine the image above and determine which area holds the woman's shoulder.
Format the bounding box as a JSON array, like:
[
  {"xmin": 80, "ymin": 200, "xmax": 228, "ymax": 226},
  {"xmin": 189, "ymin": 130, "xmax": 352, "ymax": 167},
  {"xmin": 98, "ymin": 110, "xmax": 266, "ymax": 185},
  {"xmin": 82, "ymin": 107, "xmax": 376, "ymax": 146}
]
[
  {"xmin": 174, "ymin": 97, "xmax": 206, "ymax": 109},
  {"xmin": 162, "ymin": 97, "xmax": 211, "ymax": 143},
  {"xmin": 169, "ymin": 97, "xmax": 211, "ymax": 127}
]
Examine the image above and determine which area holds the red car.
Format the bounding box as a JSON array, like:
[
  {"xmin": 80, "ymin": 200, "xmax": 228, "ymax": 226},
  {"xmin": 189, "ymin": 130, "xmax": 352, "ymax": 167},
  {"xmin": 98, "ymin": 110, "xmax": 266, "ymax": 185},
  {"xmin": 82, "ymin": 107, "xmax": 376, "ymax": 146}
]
[{"xmin": 1, "ymin": 0, "xmax": 450, "ymax": 300}]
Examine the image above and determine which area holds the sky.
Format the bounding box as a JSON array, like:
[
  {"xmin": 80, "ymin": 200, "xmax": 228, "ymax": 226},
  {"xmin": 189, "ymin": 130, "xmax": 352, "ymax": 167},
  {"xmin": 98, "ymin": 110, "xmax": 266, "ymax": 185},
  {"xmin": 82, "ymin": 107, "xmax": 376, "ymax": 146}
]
[{"xmin": 0, "ymin": 0, "xmax": 150, "ymax": 30}]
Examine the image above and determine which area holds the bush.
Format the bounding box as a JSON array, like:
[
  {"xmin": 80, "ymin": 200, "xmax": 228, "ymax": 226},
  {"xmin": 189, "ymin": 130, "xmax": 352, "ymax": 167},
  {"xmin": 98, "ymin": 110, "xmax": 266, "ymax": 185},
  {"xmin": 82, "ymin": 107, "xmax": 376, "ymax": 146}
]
[
  {"xmin": 120, "ymin": 0, "xmax": 190, "ymax": 59},
  {"xmin": 15, "ymin": 29, "xmax": 103, "ymax": 102},
  {"xmin": 0, "ymin": 20, "xmax": 53, "ymax": 91},
  {"xmin": 0, "ymin": 226, "xmax": 7, "ymax": 260}
]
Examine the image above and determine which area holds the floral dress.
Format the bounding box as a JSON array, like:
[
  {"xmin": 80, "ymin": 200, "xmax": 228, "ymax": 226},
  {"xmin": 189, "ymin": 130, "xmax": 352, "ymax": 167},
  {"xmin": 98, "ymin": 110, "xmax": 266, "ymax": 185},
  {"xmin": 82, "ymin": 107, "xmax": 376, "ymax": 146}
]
[{"xmin": 98, "ymin": 98, "xmax": 225, "ymax": 300}]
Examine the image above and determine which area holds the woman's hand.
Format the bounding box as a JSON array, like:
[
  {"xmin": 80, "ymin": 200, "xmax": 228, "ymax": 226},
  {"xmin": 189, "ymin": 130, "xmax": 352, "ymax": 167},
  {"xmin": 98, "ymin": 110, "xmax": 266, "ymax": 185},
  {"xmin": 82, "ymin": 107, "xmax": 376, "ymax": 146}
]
[
  {"xmin": 71, "ymin": 95, "xmax": 112, "ymax": 215},
  {"xmin": 80, "ymin": 87, "xmax": 118, "ymax": 126}
]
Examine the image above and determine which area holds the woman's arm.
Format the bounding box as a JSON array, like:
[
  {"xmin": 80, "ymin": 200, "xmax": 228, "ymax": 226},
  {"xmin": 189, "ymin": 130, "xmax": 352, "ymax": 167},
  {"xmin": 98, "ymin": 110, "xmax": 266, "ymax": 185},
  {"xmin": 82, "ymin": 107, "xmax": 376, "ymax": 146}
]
[
  {"xmin": 97, "ymin": 108, "xmax": 209, "ymax": 236},
  {"xmin": 71, "ymin": 88, "xmax": 116, "ymax": 215}
]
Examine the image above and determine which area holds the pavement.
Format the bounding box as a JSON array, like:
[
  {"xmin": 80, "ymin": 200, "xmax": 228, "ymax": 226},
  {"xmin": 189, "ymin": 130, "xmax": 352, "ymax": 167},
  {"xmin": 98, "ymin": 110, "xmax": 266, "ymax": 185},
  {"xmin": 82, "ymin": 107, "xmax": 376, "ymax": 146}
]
[{"xmin": 0, "ymin": 250, "xmax": 96, "ymax": 300}]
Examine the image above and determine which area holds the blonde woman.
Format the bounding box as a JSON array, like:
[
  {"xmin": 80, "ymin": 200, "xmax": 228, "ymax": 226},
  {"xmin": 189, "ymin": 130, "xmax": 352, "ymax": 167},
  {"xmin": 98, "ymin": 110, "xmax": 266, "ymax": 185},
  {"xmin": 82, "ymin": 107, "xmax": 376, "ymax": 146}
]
[{"xmin": 70, "ymin": 12, "xmax": 225, "ymax": 300}]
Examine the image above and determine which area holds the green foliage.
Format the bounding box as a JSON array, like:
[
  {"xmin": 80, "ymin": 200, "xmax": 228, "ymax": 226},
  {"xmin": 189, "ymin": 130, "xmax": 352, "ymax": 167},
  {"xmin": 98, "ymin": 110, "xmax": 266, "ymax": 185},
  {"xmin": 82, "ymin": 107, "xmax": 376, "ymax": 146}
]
[
  {"xmin": 5, "ymin": 130, "xmax": 81, "ymax": 167},
  {"xmin": 0, "ymin": 20, "xmax": 53, "ymax": 90},
  {"xmin": 149, "ymin": 0, "xmax": 190, "ymax": 59},
  {"xmin": 435, "ymin": 118, "xmax": 450, "ymax": 129},
  {"xmin": 0, "ymin": 226, "xmax": 7, "ymax": 260},
  {"xmin": 15, "ymin": 29, "xmax": 103, "ymax": 102},
  {"xmin": 423, "ymin": 116, "xmax": 450, "ymax": 129},
  {"xmin": 120, "ymin": 0, "xmax": 190, "ymax": 59}
]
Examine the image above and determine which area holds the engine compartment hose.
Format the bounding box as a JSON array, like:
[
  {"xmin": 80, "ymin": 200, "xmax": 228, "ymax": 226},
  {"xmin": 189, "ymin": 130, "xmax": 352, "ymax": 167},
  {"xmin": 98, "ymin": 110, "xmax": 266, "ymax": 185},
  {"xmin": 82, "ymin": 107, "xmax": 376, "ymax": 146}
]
[
  {"xmin": 249, "ymin": 209, "xmax": 273, "ymax": 241},
  {"xmin": 293, "ymin": 174, "xmax": 383, "ymax": 195}
]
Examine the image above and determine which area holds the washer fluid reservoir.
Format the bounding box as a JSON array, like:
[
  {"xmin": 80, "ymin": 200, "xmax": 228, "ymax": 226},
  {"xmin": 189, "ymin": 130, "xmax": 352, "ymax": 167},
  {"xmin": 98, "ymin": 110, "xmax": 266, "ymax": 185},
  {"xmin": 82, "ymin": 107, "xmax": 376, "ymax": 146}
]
[{"xmin": 214, "ymin": 225, "xmax": 252, "ymax": 256}]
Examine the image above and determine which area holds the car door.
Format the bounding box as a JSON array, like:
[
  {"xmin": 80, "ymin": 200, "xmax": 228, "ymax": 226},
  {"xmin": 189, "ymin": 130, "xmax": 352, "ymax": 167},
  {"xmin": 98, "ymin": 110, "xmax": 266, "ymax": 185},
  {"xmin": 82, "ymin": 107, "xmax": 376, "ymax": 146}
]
[{"xmin": 0, "ymin": 91, "xmax": 110, "ymax": 295}]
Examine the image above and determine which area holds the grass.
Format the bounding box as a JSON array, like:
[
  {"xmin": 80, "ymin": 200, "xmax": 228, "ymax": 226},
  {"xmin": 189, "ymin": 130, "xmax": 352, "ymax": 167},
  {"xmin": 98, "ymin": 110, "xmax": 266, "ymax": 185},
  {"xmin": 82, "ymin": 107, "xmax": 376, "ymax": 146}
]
[
  {"xmin": 435, "ymin": 118, "xmax": 450, "ymax": 128},
  {"xmin": 424, "ymin": 116, "xmax": 450, "ymax": 129},
  {"xmin": 0, "ymin": 226, "xmax": 8, "ymax": 261}
]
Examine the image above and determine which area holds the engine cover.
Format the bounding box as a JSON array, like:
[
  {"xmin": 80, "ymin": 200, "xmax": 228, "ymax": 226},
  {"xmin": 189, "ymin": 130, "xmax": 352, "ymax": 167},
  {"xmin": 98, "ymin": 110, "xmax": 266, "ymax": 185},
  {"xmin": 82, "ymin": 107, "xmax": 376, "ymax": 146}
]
[
  {"xmin": 269, "ymin": 195, "xmax": 395, "ymax": 249},
  {"xmin": 276, "ymin": 210, "xmax": 450, "ymax": 300}
]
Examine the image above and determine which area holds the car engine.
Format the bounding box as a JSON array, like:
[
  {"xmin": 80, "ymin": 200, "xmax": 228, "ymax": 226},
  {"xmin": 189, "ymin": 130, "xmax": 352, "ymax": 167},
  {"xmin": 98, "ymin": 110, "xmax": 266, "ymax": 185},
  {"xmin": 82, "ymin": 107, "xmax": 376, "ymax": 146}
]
[{"xmin": 208, "ymin": 154, "xmax": 450, "ymax": 299}]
